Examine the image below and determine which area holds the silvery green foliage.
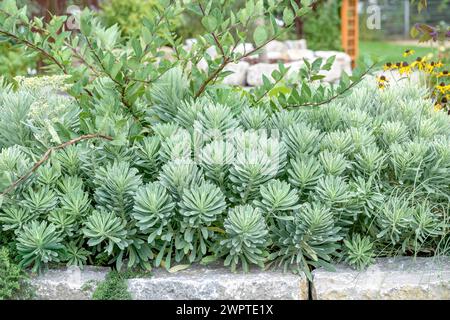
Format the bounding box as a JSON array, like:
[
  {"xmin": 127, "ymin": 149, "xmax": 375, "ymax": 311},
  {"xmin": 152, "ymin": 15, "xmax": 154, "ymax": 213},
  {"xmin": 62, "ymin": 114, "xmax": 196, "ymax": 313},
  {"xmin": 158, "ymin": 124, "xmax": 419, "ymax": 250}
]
[
  {"xmin": 0, "ymin": 145, "xmax": 31, "ymax": 193},
  {"xmin": 287, "ymin": 155, "xmax": 323, "ymax": 194},
  {"xmin": 159, "ymin": 128, "xmax": 192, "ymax": 163},
  {"xmin": 318, "ymin": 150, "xmax": 350, "ymax": 176},
  {"xmin": 148, "ymin": 67, "xmax": 188, "ymax": 123},
  {"xmin": 240, "ymin": 106, "xmax": 269, "ymax": 130},
  {"xmin": 158, "ymin": 159, "xmax": 204, "ymax": 200},
  {"xmin": 221, "ymin": 205, "xmax": 268, "ymax": 272},
  {"xmin": 269, "ymin": 203, "xmax": 341, "ymax": 279},
  {"xmin": 176, "ymin": 181, "xmax": 227, "ymax": 263},
  {"xmin": 283, "ymin": 122, "xmax": 322, "ymax": 158},
  {"xmin": 344, "ymin": 234, "xmax": 375, "ymax": 271},
  {"xmin": 175, "ymin": 98, "xmax": 208, "ymax": 129},
  {"xmin": 83, "ymin": 209, "xmax": 129, "ymax": 254},
  {"xmin": 0, "ymin": 206, "xmax": 35, "ymax": 232},
  {"xmin": 134, "ymin": 136, "xmax": 161, "ymax": 180},
  {"xmin": 132, "ymin": 182, "xmax": 175, "ymax": 240},
  {"xmin": 194, "ymin": 103, "xmax": 239, "ymax": 142},
  {"xmin": 1, "ymin": 77, "xmax": 450, "ymax": 274},
  {"xmin": 0, "ymin": 91, "xmax": 33, "ymax": 148},
  {"xmin": 229, "ymin": 149, "xmax": 278, "ymax": 203},
  {"xmin": 375, "ymin": 196, "xmax": 414, "ymax": 245},
  {"xmin": 254, "ymin": 180, "xmax": 300, "ymax": 216},
  {"xmin": 199, "ymin": 140, "xmax": 235, "ymax": 188},
  {"xmin": 152, "ymin": 122, "xmax": 181, "ymax": 140},
  {"xmin": 320, "ymin": 130, "xmax": 354, "ymax": 155},
  {"xmin": 270, "ymin": 110, "xmax": 303, "ymax": 131},
  {"xmin": 93, "ymin": 161, "xmax": 142, "ymax": 216},
  {"xmin": 16, "ymin": 220, "xmax": 65, "ymax": 273},
  {"xmin": 55, "ymin": 145, "xmax": 88, "ymax": 177},
  {"xmin": 179, "ymin": 181, "xmax": 227, "ymax": 227},
  {"xmin": 21, "ymin": 186, "xmax": 59, "ymax": 215}
]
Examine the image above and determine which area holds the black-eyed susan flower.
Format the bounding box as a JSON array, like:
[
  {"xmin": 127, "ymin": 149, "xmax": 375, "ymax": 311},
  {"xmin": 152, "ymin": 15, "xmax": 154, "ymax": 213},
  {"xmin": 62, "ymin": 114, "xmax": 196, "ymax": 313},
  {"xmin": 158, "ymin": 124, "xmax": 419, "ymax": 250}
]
[
  {"xmin": 403, "ymin": 49, "xmax": 415, "ymax": 57},
  {"xmin": 435, "ymin": 61, "xmax": 444, "ymax": 68},
  {"xmin": 436, "ymin": 82, "xmax": 450, "ymax": 94},
  {"xmin": 436, "ymin": 70, "xmax": 449, "ymax": 78},
  {"xmin": 399, "ymin": 62, "xmax": 412, "ymax": 75},
  {"xmin": 425, "ymin": 61, "xmax": 436, "ymax": 73},
  {"xmin": 411, "ymin": 56, "xmax": 426, "ymax": 70},
  {"xmin": 377, "ymin": 75, "xmax": 389, "ymax": 89},
  {"xmin": 442, "ymin": 96, "xmax": 448, "ymax": 106},
  {"xmin": 383, "ymin": 62, "xmax": 394, "ymax": 71}
]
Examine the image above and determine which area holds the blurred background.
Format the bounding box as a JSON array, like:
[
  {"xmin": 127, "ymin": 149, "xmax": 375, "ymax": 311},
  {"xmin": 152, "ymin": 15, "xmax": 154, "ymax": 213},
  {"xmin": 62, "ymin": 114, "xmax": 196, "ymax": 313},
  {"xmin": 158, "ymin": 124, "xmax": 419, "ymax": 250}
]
[{"xmin": 1, "ymin": 0, "xmax": 448, "ymax": 77}]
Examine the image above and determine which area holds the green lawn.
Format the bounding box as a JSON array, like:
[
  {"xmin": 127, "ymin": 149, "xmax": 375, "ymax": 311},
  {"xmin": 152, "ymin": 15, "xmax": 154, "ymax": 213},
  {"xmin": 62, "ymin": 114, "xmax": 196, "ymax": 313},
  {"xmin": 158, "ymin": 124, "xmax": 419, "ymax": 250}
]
[{"xmin": 358, "ymin": 41, "xmax": 440, "ymax": 65}]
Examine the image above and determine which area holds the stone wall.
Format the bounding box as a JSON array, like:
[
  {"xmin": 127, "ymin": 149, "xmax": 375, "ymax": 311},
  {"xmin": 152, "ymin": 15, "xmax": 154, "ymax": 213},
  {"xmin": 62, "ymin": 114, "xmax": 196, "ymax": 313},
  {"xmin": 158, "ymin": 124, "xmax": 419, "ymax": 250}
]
[
  {"xmin": 27, "ymin": 257, "xmax": 450, "ymax": 300},
  {"xmin": 180, "ymin": 39, "xmax": 352, "ymax": 87}
]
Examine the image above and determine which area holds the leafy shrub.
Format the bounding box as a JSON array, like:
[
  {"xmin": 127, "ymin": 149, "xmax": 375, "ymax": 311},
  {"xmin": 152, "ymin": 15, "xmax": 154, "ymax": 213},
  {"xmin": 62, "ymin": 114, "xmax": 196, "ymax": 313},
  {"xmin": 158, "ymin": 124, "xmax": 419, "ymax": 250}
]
[
  {"xmin": 99, "ymin": 0, "xmax": 179, "ymax": 38},
  {"xmin": 302, "ymin": 0, "xmax": 342, "ymax": 51},
  {"xmin": 0, "ymin": 0, "xmax": 448, "ymax": 277}
]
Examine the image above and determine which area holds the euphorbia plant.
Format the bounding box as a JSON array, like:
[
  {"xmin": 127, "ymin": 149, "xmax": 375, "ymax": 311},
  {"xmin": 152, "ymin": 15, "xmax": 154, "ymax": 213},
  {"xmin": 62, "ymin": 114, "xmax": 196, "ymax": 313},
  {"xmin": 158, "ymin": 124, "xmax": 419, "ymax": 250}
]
[{"xmin": 0, "ymin": 0, "xmax": 380, "ymax": 274}]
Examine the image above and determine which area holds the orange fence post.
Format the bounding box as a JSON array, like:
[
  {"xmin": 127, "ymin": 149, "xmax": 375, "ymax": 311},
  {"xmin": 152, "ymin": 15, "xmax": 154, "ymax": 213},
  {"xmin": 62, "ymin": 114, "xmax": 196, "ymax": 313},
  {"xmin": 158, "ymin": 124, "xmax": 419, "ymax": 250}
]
[{"xmin": 341, "ymin": 0, "xmax": 359, "ymax": 68}]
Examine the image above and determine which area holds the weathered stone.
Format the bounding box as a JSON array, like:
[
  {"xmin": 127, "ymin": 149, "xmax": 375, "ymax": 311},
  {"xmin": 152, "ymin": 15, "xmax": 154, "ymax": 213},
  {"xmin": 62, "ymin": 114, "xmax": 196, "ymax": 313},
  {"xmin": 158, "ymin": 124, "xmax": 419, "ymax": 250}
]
[
  {"xmin": 157, "ymin": 46, "xmax": 176, "ymax": 62},
  {"xmin": 29, "ymin": 266, "xmax": 110, "ymax": 300},
  {"xmin": 312, "ymin": 257, "xmax": 450, "ymax": 300},
  {"xmin": 128, "ymin": 263, "xmax": 308, "ymax": 300},
  {"xmin": 246, "ymin": 63, "xmax": 280, "ymax": 86},
  {"xmin": 263, "ymin": 40, "xmax": 288, "ymax": 53},
  {"xmin": 184, "ymin": 38, "xmax": 198, "ymax": 51},
  {"xmin": 260, "ymin": 51, "xmax": 290, "ymax": 63},
  {"xmin": 285, "ymin": 60, "xmax": 306, "ymax": 77},
  {"xmin": 234, "ymin": 43, "xmax": 255, "ymax": 56},
  {"xmin": 286, "ymin": 49, "xmax": 315, "ymax": 62},
  {"xmin": 259, "ymin": 40, "xmax": 289, "ymax": 63},
  {"xmin": 285, "ymin": 39, "xmax": 307, "ymax": 50},
  {"xmin": 315, "ymin": 50, "xmax": 352, "ymax": 82},
  {"xmin": 223, "ymin": 61, "xmax": 250, "ymax": 86},
  {"xmin": 197, "ymin": 46, "xmax": 219, "ymax": 71}
]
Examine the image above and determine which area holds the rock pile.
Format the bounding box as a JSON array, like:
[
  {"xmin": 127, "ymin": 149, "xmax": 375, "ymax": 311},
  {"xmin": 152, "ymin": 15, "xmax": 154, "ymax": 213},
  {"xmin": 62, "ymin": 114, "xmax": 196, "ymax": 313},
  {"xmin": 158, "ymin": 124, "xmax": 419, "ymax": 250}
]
[{"xmin": 180, "ymin": 39, "xmax": 352, "ymax": 86}]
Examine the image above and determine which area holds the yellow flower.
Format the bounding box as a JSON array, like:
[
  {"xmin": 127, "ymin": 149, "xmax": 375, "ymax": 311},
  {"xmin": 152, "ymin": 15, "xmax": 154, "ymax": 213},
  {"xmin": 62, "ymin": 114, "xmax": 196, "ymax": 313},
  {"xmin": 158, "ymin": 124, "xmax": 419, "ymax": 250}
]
[
  {"xmin": 434, "ymin": 102, "xmax": 443, "ymax": 112},
  {"xmin": 403, "ymin": 49, "xmax": 415, "ymax": 57},
  {"xmin": 399, "ymin": 62, "xmax": 412, "ymax": 75},
  {"xmin": 411, "ymin": 57, "xmax": 426, "ymax": 71},
  {"xmin": 383, "ymin": 62, "xmax": 394, "ymax": 71},
  {"xmin": 436, "ymin": 70, "xmax": 449, "ymax": 78},
  {"xmin": 425, "ymin": 61, "xmax": 436, "ymax": 74},
  {"xmin": 435, "ymin": 61, "xmax": 444, "ymax": 68},
  {"xmin": 377, "ymin": 75, "xmax": 389, "ymax": 89},
  {"xmin": 436, "ymin": 82, "xmax": 450, "ymax": 94}
]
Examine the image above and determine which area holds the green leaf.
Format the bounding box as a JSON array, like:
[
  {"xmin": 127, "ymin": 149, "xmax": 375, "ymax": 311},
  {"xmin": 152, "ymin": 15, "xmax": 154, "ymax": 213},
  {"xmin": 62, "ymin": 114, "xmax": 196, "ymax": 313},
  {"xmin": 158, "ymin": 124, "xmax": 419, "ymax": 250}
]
[
  {"xmin": 168, "ymin": 264, "xmax": 191, "ymax": 273},
  {"xmin": 410, "ymin": 26, "xmax": 419, "ymax": 39},
  {"xmin": 311, "ymin": 75, "xmax": 326, "ymax": 81},
  {"xmin": 253, "ymin": 25, "xmax": 268, "ymax": 46},
  {"xmin": 201, "ymin": 16, "xmax": 218, "ymax": 32},
  {"xmin": 283, "ymin": 8, "xmax": 294, "ymax": 25},
  {"xmin": 200, "ymin": 255, "xmax": 218, "ymax": 265}
]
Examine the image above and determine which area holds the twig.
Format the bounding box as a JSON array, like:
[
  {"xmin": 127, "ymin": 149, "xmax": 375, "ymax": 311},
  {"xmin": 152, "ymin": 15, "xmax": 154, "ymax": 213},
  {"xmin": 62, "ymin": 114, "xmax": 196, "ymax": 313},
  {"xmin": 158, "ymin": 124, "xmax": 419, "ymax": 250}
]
[
  {"xmin": 0, "ymin": 29, "xmax": 67, "ymax": 74},
  {"xmin": 288, "ymin": 62, "xmax": 377, "ymax": 108},
  {"xmin": 198, "ymin": 4, "xmax": 226, "ymax": 57},
  {"xmin": 0, "ymin": 134, "xmax": 113, "ymax": 197},
  {"xmin": 192, "ymin": 7, "xmax": 306, "ymax": 99},
  {"xmin": 253, "ymin": 73, "xmax": 285, "ymax": 104},
  {"xmin": 194, "ymin": 56, "xmax": 231, "ymax": 98}
]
